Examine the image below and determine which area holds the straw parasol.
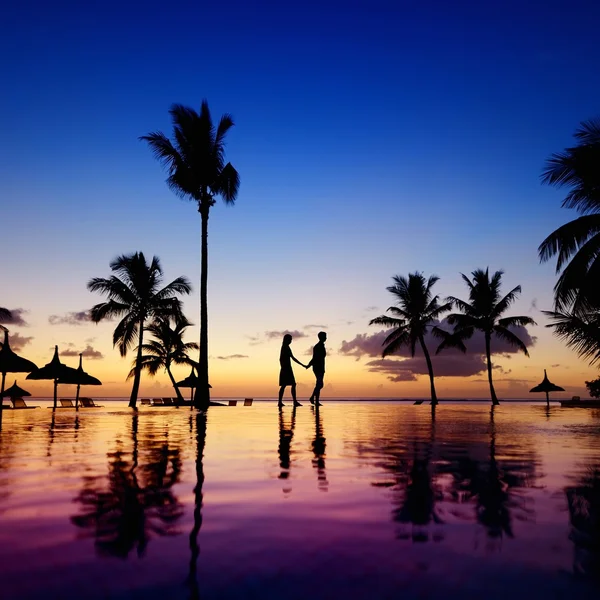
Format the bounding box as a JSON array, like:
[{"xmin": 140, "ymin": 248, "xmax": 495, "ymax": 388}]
[
  {"xmin": 176, "ymin": 367, "xmax": 211, "ymax": 405},
  {"xmin": 530, "ymin": 369, "xmax": 565, "ymax": 406},
  {"xmin": 27, "ymin": 346, "xmax": 79, "ymax": 411},
  {"xmin": 1, "ymin": 380, "xmax": 31, "ymax": 398},
  {"xmin": 59, "ymin": 353, "xmax": 102, "ymax": 410},
  {"xmin": 0, "ymin": 330, "xmax": 38, "ymax": 396}
]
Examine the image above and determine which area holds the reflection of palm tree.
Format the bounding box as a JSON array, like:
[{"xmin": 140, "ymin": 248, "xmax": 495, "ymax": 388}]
[
  {"xmin": 566, "ymin": 465, "xmax": 600, "ymax": 578},
  {"xmin": 439, "ymin": 268, "xmax": 535, "ymax": 405},
  {"xmin": 311, "ymin": 407, "xmax": 328, "ymax": 492},
  {"xmin": 394, "ymin": 417, "xmax": 442, "ymax": 542},
  {"xmin": 187, "ymin": 412, "xmax": 207, "ymax": 600},
  {"xmin": 278, "ymin": 406, "xmax": 297, "ymax": 494},
  {"xmin": 131, "ymin": 316, "xmax": 199, "ymax": 404},
  {"xmin": 71, "ymin": 414, "xmax": 184, "ymax": 558},
  {"xmin": 88, "ymin": 252, "xmax": 192, "ymax": 408}
]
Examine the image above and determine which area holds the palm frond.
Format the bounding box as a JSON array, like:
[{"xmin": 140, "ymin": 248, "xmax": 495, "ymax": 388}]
[
  {"xmin": 497, "ymin": 315, "xmax": 536, "ymax": 328},
  {"xmin": 492, "ymin": 326, "xmax": 530, "ymax": 356},
  {"xmin": 543, "ymin": 309, "xmax": 600, "ymax": 365}
]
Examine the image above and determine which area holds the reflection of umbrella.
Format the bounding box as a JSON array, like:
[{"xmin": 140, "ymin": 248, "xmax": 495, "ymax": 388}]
[
  {"xmin": 1, "ymin": 381, "xmax": 32, "ymax": 398},
  {"xmin": 530, "ymin": 369, "xmax": 565, "ymax": 406},
  {"xmin": 27, "ymin": 346, "xmax": 79, "ymax": 411},
  {"xmin": 59, "ymin": 353, "xmax": 102, "ymax": 410},
  {"xmin": 0, "ymin": 330, "xmax": 38, "ymax": 396}
]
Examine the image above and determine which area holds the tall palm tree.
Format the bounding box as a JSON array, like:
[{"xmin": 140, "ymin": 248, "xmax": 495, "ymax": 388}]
[
  {"xmin": 369, "ymin": 273, "xmax": 451, "ymax": 405},
  {"xmin": 538, "ymin": 118, "xmax": 600, "ymax": 313},
  {"xmin": 438, "ymin": 269, "xmax": 536, "ymax": 405},
  {"xmin": 141, "ymin": 100, "xmax": 240, "ymax": 410},
  {"xmin": 542, "ymin": 308, "xmax": 600, "ymax": 366},
  {"xmin": 130, "ymin": 316, "xmax": 199, "ymax": 403},
  {"xmin": 88, "ymin": 252, "xmax": 192, "ymax": 408}
]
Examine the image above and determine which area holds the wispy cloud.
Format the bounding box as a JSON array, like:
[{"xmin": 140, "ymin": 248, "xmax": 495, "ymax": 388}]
[
  {"xmin": 49, "ymin": 311, "xmax": 92, "ymax": 326},
  {"xmin": 215, "ymin": 354, "xmax": 249, "ymax": 360},
  {"xmin": 5, "ymin": 332, "xmax": 34, "ymax": 352},
  {"xmin": 304, "ymin": 324, "xmax": 328, "ymax": 330},
  {"xmin": 265, "ymin": 329, "xmax": 307, "ymax": 340},
  {"xmin": 60, "ymin": 345, "xmax": 104, "ymax": 359},
  {"xmin": 339, "ymin": 318, "xmax": 537, "ymax": 382},
  {"xmin": 0, "ymin": 308, "xmax": 29, "ymax": 327}
]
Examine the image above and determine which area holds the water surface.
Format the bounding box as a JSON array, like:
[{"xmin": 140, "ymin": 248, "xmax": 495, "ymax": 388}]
[{"xmin": 0, "ymin": 402, "xmax": 599, "ymax": 599}]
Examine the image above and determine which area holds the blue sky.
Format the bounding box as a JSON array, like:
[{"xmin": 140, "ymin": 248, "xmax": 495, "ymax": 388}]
[{"xmin": 2, "ymin": 0, "xmax": 599, "ymax": 397}]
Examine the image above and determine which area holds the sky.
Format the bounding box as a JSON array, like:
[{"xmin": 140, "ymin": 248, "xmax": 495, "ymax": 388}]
[{"xmin": 2, "ymin": 0, "xmax": 600, "ymax": 398}]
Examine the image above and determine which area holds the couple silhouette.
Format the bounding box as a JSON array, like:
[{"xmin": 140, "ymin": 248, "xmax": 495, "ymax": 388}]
[{"xmin": 278, "ymin": 332, "xmax": 326, "ymax": 407}]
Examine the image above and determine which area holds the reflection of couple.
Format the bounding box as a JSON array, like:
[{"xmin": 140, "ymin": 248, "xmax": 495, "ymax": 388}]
[{"xmin": 278, "ymin": 332, "xmax": 327, "ymax": 407}]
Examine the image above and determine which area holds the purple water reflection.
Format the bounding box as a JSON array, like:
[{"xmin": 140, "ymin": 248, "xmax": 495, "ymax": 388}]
[{"xmin": 0, "ymin": 403, "xmax": 598, "ymax": 599}]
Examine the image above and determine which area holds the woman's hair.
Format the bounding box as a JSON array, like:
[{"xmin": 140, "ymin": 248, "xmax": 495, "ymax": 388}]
[{"xmin": 283, "ymin": 334, "xmax": 292, "ymax": 345}]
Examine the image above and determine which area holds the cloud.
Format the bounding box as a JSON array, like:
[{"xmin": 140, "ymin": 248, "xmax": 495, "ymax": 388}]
[
  {"xmin": 215, "ymin": 354, "xmax": 249, "ymax": 360},
  {"xmin": 60, "ymin": 345, "xmax": 104, "ymax": 359},
  {"xmin": 264, "ymin": 330, "xmax": 307, "ymax": 340},
  {"xmin": 0, "ymin": 308, "xmax": 29, "ymax": 326},
  {"xmin": 529, "ymin": 298, "xmax": 538, "ymax": 312},
  {"xmin": 4, "ymin": 332, "xmax": 34, "ymax": 352},
  {"xmin": 340, "ymin": 318, "xmax": 537, "ymax": 381},
  {"xmin": 304, "ymin": 324, "xmax": 328, "ymax": 330},
  {"xmin": 365, "ymin": 306, "xmax": 379, "ymax": 312},
  {"xmin": 48, "ymin": 311, "xmax": 92, "ymax": 325}
]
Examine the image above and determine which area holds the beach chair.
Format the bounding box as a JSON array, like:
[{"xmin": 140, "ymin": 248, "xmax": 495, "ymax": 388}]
[
  {"xmin": 162, "ymin": 397, "xmax": 174, "ymax": 406},
  {"xmin": 141, "ymin": 398, "xmax": 151, "ymax": 405},
  {"xmin": 243, "ymin": 398, "xmax": 253, "ymax": 406},
  {"xmin": 59, "ymin": 399, "xmax": 75, "ymax": 408},
  {"xmin": 228, "ymin": 400, "xmax": 238, "ymax": 406},
  {"xmin": 151, "ymin": 398, "xmax": 164, "ymax": 406},
  {"xmin": 11, "ymin": 398, "xmax": 38, "ymax": 409},
  {"xmin": 80, "ymin": 398, "xmax": 103, "ymax": 408},
  {"xmin": 413, "ymin": 400, "xmax": 424, "ymax": 405}
]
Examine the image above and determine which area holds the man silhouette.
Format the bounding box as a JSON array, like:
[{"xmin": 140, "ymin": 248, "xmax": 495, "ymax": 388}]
[{"xmin": 307, "ymin": 331, "xmax": 327, "ymax": 406}]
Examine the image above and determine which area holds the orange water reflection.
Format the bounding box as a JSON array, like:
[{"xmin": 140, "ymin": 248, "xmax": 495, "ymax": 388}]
[{"xmin": 0, "ymin": 403, "xmax": 598, "ymax": 599}]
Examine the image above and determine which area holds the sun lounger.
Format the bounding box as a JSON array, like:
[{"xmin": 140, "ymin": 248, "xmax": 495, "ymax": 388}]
[
  {"xmin": 151, "ymin": 398, "xmax": 164, "ymax": 406},
  {"xmin": 413, "ymin": 400, "xmax": 424, "ymax": 405},
  {"xmin": 141, "ymin": 398, "xmax": 151, "ymax": 405},
  {"xmin": 53, "ymin": 399, "xmax": 75, "ymax": 408},
  {"xmin": 11, "ymin": 398, "xmax": 38, "ymax": 409},
  {"xmin": 228, "ymin": 400, "xmax": 238, "ymax": 406},
  {"xmin": 244, "ymin": 398, "xmax": 253, "ymax": 406},
  {"xmin": 80, "ymin": 398, "xmax": 103, "ymax": 408}
]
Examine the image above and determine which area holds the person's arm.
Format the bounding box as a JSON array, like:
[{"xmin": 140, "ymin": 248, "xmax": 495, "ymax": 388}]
[
  {"xmin": 290, "ymin": 352, "xmax": 307, "ymax": 368},
  {"xmin": 306, "ymin": 347, "xmax": 315, "ymax": 369}
]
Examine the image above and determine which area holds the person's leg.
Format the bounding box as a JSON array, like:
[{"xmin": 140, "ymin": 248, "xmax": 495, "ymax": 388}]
[
  {"xmin": 309, "ymin": 373, "xmax": 317, "ymax": 404},
  {"xmin": 291, "ymin": 384, "xmax": 302, "ymax": 406},
  {"xmin": 278, "ymin": 386, "xmax": 285, "ymax": 406},
  {"xmin": 314, "ymin": 374, "xmax": 324, "ymax": 404}
]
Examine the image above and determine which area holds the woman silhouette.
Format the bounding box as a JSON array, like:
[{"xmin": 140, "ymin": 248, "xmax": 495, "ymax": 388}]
[{"xmin": 278, "ymin": 334, "xmax": 306, "ymax": 407}]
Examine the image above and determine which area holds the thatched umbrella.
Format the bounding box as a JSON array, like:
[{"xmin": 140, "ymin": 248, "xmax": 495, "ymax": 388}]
[
  {"xmin": 60, "ymin": 353, "xmax": 102, "ymax": 410},
  {"xmin": 0, "ymin": 330, "xmax": 38, "ymax": 396},
  {"xmin": 27, "ymin": 346, "xmax": 79, "ymax": 411},
  {"xmin": 530, "ymin": 369, "xmax": 565, "ymax": 406},
  {"xmin": 1, "ymin": 381, "xmax": 31, "ymax": 398},
  {"xmin": 176, "ymin": 367, "xmax": 212, "ymax": 408}
]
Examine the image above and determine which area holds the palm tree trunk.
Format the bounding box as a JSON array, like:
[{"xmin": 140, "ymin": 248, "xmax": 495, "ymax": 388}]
[
  {"xmin": 129, "ymin": 322, "xmax": 144, "ymax": 408},
  {"xmin": 485, "ymin": 333, "xmax": 499, "ymax": 405},
  {"xmin": 194, "ymin": 204, "xmax": 210, "ymax": 410},
  {"xmin": 419, "ymin": 335, "xmax": 438, "ymax": 405},
  {"xmin": 166, "ymin": 365, "xmax": 185, "ymax": 404}
]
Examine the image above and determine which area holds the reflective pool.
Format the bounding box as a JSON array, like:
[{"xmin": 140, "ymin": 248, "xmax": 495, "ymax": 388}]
[{"xmin": 0, "ymin": 402, "xmax": 598, "ymax": 599}]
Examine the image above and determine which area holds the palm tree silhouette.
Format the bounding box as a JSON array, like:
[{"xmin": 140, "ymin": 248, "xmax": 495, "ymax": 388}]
[
  {"xmin": 542, "ymin": 309, "xmax": 600, "ymax": 366},
  {"xmin": 130, "ymin": 316, "xmax": 199, "ymax": 404},
  {"xmin": 538, "ymin": 118, "xmax": 600, "ymax": 313},
  {"xmin": 141, "ymin": 101, "xmax": 240, "ymax": 410},
  {"xmin": 369, "ymin": 273, "xmax": 451, "ymax": 405},
  {"xmin": 0, "ymin": 307, "xmax": 12, "ymax": 324},
  {"xmin": 88, "ymin": 252, "xmax": 192, "ymax": 408},
  {"xmin": 438, "ymin": 268, "xmax": 535, "ymax": 405}
]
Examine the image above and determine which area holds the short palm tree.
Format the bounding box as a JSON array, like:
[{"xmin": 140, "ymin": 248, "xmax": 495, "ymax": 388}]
[
  {"xmin": 369, "ymin": 273, "xmax": 451, "ymax": 404},
  {"xmin": 141, "ymin": 100, "xmax": 239, "ymax": 410},
  {"xmin": 538, "ymin": 118, "xmax": 600, "ymax": 313},
  {"xmin": 88, "ymin": 252, "xmax": 192, "ymax": 408},
  {"xmin": 438, "ymin": 269, "xmax": 536, "ymax": 405},
  {"xmin": 130, "ymin": 316, "xmax": 199, "ymax": 403},
  {"xmin": 542, "ymin": 308, "xmax": 600, "ymax": 366}
]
